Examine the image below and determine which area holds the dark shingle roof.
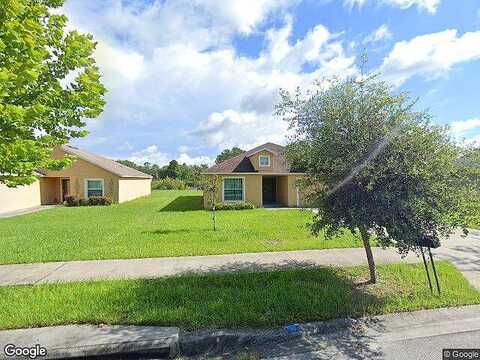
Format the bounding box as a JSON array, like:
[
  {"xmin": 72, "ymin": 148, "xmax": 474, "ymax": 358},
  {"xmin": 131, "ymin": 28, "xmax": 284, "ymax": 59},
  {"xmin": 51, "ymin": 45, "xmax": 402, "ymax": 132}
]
[
  {"xmin": 207, "ymin": 142, "xmax": 296, "ymax": 174},
  {"xmin": 62, "ymin": 145, "xmax": 152, "ymax": 179}
]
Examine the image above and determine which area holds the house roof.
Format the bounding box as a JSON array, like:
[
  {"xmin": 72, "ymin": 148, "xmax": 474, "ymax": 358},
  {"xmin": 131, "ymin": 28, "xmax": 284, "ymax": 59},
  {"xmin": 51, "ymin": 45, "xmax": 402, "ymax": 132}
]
[
  {"xmin": 207, "ymin": 142, "xmax": 297, "ymax": 174},
  {"xmin": 61, "ymin": 145, "xmax": 152, "ymax": 179}
]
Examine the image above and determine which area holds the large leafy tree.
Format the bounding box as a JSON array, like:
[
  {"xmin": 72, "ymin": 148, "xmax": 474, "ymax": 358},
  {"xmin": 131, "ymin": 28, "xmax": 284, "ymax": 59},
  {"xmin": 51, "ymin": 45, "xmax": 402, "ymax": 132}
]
[
  {"xmin": 0, "ymin": 0, "xmax": 106, "ymax": 186},
  {"xmin": 276, "ymin": 75, "xmax": 473, "ymax": 283},
  {"xmin": 215, "ymin": 146, "xmax": 244, "ymax": 164}
]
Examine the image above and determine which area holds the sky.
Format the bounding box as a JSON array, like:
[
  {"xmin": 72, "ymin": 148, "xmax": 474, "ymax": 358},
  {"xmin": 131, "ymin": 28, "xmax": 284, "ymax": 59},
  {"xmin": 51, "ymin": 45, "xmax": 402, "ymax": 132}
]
[{"xmin": 61, "ymin": 0, "xmax": 480, "ymax": 166}]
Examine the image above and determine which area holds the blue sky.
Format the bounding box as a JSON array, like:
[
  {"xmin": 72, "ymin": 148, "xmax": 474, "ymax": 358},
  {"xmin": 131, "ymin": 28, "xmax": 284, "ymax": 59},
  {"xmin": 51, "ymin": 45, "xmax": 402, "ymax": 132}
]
[{"xmin": 62, "ymin": 0, "xmax": 480, "ymax": 165}]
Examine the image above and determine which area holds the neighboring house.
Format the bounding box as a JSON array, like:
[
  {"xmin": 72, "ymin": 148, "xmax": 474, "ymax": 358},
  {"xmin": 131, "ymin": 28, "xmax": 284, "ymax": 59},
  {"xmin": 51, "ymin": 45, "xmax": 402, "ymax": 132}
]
[
  {"xmin": 204, "ymin": 142, "xmax": 305, "ymax": 209},
  {"xmin": 0, "ymin": 145, "xmax": 152, "ymax": 215}
]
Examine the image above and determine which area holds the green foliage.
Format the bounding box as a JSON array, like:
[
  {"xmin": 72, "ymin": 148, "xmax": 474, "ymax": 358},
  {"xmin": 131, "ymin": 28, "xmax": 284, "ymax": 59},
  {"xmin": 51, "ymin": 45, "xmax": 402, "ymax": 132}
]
[
  {"xmin": 64, "ymin": 195, "xmax": 111, "ymax": 207},
  {"xmin": 0, "ymin": 0, "xmax": 106, "ymax": 186},
  {"xmin": 86, "ymin": 196, "xmax": 111, "ymax": 206},
  {"xmin": 458, "ymin": 148, "xmax": 480, "ymax": 229},
  {"xmin": 201, "ymin": 174, "xmax": 222, "ymax": 209},
  {"xmin": 64, "ymin": 195, "xmax": 79, "ymax": 207},
  {"xmin": 117, "ymin": 160, "xmax": 208, "ymax": 188},
  {"xmin": 1, "ymin": 262, "xmax": 478, "ymax": 330},
  {"xmin": 214, "ymin": 202, "xmax": 255, "ymax": 210},
  {"xmin": 277, "ymin": 75, "xmax": 473, "ymax": 255},
  {"xmin": 152, "ymin": 177, "xmax": 188, "ymax": 190},
  {"xmin": 215, "ymin": 146, "xmax": 245, "ymax": 164}
]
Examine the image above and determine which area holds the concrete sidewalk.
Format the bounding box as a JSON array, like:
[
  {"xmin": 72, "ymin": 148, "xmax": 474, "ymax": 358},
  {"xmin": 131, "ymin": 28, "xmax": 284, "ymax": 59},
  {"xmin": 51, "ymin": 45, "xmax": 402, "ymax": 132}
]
[
  {"xmin": 0, "ymin": 325, "xmax": 179, "ymax": 359},
  {"xmin": 0, "ymin": 205, "xmax": 60, "ymax": 219},
  {"xmin": 0, "ymin": 247, "xmax": 421, "ymax": 286},
  {"xmin": 0, "ymin": 229, "xmax": 478, "ymax": 288}
]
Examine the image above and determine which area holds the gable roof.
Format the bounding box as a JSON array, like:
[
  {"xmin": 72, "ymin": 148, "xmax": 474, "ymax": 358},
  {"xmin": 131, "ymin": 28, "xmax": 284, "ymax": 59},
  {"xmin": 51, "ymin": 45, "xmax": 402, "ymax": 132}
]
[
  {"xmin": 61, "ymin": 145, "xmax": 152, "ymax": 179},
  {"xmin": 207, "ymin": 142, "xmax": 298, "ymax": 174}
]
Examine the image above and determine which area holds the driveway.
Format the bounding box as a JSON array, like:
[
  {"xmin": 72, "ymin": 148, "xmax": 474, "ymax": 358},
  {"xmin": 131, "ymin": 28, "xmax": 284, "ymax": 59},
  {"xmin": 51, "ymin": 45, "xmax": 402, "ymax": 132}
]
[
  {"xmin": 0, "ymin": 229, "xmax": 478, "ymax": 288},
  {"xmin": 0, "ymin": 205, "xmax": 60, "ymax": 219}
]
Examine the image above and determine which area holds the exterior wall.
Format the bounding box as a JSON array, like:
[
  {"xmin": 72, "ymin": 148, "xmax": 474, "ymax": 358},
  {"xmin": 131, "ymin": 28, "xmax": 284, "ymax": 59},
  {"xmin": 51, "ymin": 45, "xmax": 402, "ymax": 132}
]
[
  {"xmin": 248, "ymin": 150, "xmax": 277, "ymax": 173},
  {"xmin": 276, "ymin": 176, "xmax": 289, "ymax": 206},
  {"xmin": 0, "ymin": 181, "xmax": 41, "ymax": 214},
  {"xmin": 118, "ymin": 178, "xmax": 152, "ymax": 203},
  {"xmin": 45, "ymin": 147, "xmax": 121, "ymax": 203},
  {"xmin": 275, "ymin": 175, "xmax": 303, "ymax": 207},
  {"xmin": 203, "ymin": 174, "xmax": 305, "ymax": 209},
  {"xmin": 39, "ymin": 177, "xmax": 62, "ymax": 204},
  {"xmin": 203, "ymin": 174, "xmax": 262, "ymax": 208},
  {"xmin": 287, "ymin": 175, "xmax": 301, "ymax": 207}
]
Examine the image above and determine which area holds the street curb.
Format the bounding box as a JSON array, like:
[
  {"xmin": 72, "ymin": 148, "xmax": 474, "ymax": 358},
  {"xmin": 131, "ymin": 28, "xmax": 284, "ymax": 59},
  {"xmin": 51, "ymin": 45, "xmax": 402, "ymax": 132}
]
[{"xmin": 179, "ymin": 318, "xmax": 361, "ymax": 357}]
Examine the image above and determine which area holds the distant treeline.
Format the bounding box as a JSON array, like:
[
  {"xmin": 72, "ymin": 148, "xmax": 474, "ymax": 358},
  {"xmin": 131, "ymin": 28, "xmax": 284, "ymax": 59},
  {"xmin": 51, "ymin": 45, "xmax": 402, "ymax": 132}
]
[{"xmin": 117, "ymin": 159, "xmax": 208, "ymax": 189}]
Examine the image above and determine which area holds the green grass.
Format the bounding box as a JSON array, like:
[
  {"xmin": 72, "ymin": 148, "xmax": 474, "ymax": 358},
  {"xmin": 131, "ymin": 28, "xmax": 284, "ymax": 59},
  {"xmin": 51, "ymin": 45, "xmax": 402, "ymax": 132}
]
[
  {"xmin": 467, "ymin": 198, "xmax": 480, "ymax": 229},
  {"xmin": 0, "ymin": 262, "xmax": 478, "ymax": 330},
  {"xmin": 0, "ymin": 190, "xmax": 361, "ymax": 264}
]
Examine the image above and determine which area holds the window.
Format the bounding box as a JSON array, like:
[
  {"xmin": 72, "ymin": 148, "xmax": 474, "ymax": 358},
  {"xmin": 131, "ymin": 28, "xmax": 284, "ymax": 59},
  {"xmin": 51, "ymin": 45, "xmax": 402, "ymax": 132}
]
[
  {"xmin": 259, "ymin": 155, "xmax": 270, "ymax": 167},
  {"xmin": 223, "ymin": 178, "xmax": 244, "ymax": 201},
  {"xmin": 85, "ymin": 179, "xmax": 104, "ymax": 197}
]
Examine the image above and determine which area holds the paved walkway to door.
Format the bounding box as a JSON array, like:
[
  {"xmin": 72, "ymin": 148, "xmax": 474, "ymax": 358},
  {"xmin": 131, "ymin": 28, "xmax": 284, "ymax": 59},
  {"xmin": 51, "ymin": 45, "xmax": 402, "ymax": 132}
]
[
  {"xmin": 0, "ymin": 229, "xmax": 478, "ymax": 288},
  {"xmin": 0, "ymin": 205, "xmax": 60, "ymax": 219}
]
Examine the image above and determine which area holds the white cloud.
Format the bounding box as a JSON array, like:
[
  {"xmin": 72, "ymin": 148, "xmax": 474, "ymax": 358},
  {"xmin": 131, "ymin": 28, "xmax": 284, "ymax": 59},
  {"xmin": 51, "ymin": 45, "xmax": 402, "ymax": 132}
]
[
  {"xmin": 127, "ymin": 145, "xmax": 214, "ymax": 166},
  {"xmin": 385, "ymin": 0, "xmax": 439, "ymax": 13},
  {"xmin": 177, "ymin": 145, "xmax": 190, "ymax": 153},
  {"xmin": 193, "ymin": 0, "xmax": 300, "ymax": 35},
  {"xmin": 466, "ymin": 134, "xmax": 480, "ymax": 147},
  {"xmin": 95, "ymin": 43, "xmax": 145, "ymax": 82},
  {"xmin": 345, "ymin": 0, "xmax": 440, "ymax": 13},
  {"xmin": 363, "ymin": 24, "xmax": 392, "ymax": 44},
  {"xmin": 62, "ymin": 1, "xmax": 357, "ymax": 158},
  {"xmin": 191, "ymin": 110, "xmax": 289, "ymax": 149},
  {"xmin": 379, "ymin": 29, "xmax": 480, "ymax": 86},
  {"xmin": 450, "ymin": 118, "xmax": 480, "ymax": 134},
  {"xmin": 128, "ymin": 145, "xmax": 170, "ymax": 165},
  {"xmin": 177, "ymin": 153, "xmax": 214, "ymax": 166}
]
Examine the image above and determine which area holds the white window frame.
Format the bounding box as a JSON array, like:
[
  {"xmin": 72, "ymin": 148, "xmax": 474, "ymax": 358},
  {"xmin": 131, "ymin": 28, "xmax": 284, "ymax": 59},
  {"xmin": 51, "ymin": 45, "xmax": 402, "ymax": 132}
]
[
  {"xmin": 259, "ymin": 155, "xmax": 271, "ymax": 167},
  {"xmin": 222, "ymin": 176, "xmax": 245, "ymax": 202},
  {"xmin": 84, "ymin": 178, "xmax": 105, "ymax": 198}
]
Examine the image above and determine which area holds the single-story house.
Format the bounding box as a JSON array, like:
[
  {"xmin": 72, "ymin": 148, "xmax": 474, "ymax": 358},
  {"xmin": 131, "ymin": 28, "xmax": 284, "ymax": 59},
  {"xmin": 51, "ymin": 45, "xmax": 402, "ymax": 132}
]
[
  {"xmin": 0, "ymin": 145, "xmax": 152, "ymax": 215},
  {"xmin": 204, "ymin": 142, "xmax": 305, "ymax": 209}
]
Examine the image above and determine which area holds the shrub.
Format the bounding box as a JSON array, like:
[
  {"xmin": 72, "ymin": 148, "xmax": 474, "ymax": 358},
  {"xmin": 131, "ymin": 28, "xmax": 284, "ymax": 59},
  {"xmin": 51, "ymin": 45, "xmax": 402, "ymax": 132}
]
[
  {"xmin": 79, "ymin": 198, "xmax": 89, "ymax": 206},
  {"xmin": 152, "ymin": 177, "xmax": 188, "ymax": 190},
  {"xmin": 64, "ymin": 196, "xmax": 79, "ymax": 207},
  {"xmin": 214, "ymin": 202, "xmax": 255, "ymax": 210},
  {"xmin": 87, "ymin": 196, "xmax": 112, "ymax": 206},
  {"xmin": 64, "ymin": 196, "xmax": 111, "ymax": 207}
]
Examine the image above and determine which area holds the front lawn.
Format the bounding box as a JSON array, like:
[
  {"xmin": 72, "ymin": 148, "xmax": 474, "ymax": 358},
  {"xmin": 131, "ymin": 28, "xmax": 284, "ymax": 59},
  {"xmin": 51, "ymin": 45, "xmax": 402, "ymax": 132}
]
[
  {"xmin": 0, "ymin": 262, "xmax": 478, "ymax": 330},
  {"xmin": 0, "ymin": 190, "xmax": 361, "ymax": 264}
]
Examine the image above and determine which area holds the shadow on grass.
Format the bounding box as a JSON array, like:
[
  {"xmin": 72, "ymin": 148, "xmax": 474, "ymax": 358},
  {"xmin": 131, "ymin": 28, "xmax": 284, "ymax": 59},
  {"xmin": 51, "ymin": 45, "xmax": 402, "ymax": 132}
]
[
  {"xmin": 99, "ymin": 266, "xmax": 386, "ymax": 358},
  {"xmin": 144, "ymin": 228, "xmax": 214, "ymax": 235},
  {"xmin": 159, "ymin": 195, "xmax": 204, "ymax": 212}
]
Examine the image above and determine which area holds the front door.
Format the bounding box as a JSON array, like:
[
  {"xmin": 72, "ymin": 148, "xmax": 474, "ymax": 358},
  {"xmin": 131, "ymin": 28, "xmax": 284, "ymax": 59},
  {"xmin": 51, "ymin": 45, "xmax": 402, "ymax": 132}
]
[
  {"xmin": 61, "ymin": 179, "xmax": 70, "ymax": 201},
  {"xmin": 262, "ymin": 177, "xmax": 276, "ymax": 204}
]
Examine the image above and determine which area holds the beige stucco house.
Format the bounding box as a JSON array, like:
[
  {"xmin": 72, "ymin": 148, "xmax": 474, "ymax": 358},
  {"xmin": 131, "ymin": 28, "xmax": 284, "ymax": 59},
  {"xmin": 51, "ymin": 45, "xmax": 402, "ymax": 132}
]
[
  {"xmin": 204, "ymin": 142, "xmax": 305, "ymax": 209},
  {"xmin": 0, "ymin": 145, "xmax": 152, "ymax": 215}
]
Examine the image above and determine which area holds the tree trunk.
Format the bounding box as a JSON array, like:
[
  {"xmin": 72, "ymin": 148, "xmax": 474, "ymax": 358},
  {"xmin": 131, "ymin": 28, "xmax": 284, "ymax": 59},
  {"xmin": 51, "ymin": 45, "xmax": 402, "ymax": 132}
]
[{"xmin": 359, "ymin": 224, "xmax": 377, "ymax": 284}]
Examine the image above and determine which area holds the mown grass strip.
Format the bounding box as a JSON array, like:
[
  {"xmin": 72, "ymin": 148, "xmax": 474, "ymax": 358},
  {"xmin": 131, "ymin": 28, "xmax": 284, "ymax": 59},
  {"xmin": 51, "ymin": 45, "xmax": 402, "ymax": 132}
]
[{"xmin": 1, "ymin": 262, "xmax": 478, "ymax": 330}]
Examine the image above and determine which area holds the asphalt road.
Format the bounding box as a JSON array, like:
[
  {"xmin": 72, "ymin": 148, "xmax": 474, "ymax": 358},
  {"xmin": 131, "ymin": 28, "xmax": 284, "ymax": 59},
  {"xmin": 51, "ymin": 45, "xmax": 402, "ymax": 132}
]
[{"xmin": 239, "ymin": 306, "xmax": 480, "ymax": 360}]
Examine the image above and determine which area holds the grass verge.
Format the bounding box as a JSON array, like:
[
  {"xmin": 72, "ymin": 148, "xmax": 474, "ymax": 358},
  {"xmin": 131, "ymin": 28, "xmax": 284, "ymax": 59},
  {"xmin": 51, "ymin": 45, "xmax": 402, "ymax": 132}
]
[{"xmin": 0, "ymin": 262, "xmax": 478, "ymax": 330}]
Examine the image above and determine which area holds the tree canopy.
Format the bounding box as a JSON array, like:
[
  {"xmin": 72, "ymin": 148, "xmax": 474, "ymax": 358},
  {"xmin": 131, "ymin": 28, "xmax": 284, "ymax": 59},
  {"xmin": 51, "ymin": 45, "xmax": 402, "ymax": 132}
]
[
  {"xmin": 276, "ymin": 75, "xmax": 475, "ymax": 283},
  {"xmin": 215, "ymin": 147, "xmax": 244, "ymax": 164},
  {"xmin": 117, "ymin": 159, "xmax": 208, "ymax": 188},
  {"xmin": 0, "ymin": 0, "xmax": 106, "ymax": 186}
]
